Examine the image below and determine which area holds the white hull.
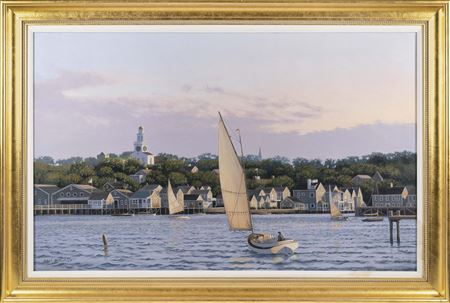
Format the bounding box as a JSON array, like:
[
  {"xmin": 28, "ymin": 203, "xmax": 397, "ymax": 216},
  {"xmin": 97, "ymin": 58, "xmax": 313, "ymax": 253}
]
[
  {"xmin": 170, "ymin": 215, "xmax": 191, "ymax": 220},
  {"xmin": 247, "ymin": 233, "xmax": 298, "ymax": 255}
]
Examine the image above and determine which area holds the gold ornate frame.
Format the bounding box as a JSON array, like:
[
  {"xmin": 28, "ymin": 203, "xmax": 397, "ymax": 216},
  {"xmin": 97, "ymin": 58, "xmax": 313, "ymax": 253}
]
[{"xmin": 1, "ymin": 1, "xmax": 449, "ymax": 302}]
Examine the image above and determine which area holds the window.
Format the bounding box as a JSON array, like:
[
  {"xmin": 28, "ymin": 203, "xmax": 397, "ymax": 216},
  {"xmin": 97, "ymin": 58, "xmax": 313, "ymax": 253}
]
[
  {"xmin": 80, "ymin": 193, "xmax": 84, "ymax": 197},
  {"xmin": 310, "ymin": 203, "xmax": 315, "ymax": 208},
  {"xmin": 309, "ymin": 193, "xmax": 314, "ymax": 198},
  {"xmin": 73, "ymin": 192, "xmax": 77, "ymax": 197},
  {"xmin": 60, "ymin": 193, "xmax": 64, "ymax": 197},
  {"xmin": 301, "ymin": 192, "xmax": 305, "ymax": 196},
  {"xmin": 66, "ymin": 192, "xmax": 71, "ymax": 197}
]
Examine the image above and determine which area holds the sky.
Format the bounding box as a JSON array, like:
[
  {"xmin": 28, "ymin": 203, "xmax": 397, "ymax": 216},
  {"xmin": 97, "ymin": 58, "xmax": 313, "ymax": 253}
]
[{"xmin": 34, "ymin": 28, "xmax": 417, "ymax": 160}]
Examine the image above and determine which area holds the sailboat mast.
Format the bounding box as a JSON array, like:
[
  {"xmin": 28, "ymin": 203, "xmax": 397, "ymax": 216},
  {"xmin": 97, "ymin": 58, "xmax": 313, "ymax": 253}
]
[{"xmin": 235, "ymin": 128, "xmax": 254, "ymax": 233}]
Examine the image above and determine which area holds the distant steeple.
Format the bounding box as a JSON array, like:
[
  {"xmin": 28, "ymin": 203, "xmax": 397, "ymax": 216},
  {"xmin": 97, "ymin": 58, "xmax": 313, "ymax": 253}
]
[{"xmin": 258, "ymin": 147, "xmax": 262, "ymax": 160}]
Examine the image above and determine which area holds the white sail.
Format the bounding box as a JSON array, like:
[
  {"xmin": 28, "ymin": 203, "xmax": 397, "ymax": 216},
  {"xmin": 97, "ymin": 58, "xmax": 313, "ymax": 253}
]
[
  {"xmin": 218, "ymin": 115, "xmax": 253, "ymax": 231},
  {"xmin": 167, "ymin": 180, "xmax": 184, "ymax": 215},
  {"xmin": 329, "ymin": 185, "xmax": 342, "ymax": 218}
]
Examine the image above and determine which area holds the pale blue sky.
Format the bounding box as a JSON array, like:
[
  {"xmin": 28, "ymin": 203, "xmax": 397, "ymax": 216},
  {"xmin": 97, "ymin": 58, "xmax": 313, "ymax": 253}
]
[{"xmin": 34, "ymin": 30, "xmax": 417, "ymax": 160}]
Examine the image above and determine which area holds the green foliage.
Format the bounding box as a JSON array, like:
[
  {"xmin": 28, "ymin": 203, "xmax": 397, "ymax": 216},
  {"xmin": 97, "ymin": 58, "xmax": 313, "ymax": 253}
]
[
  {"xmin": 34, "ymin": 151, "xmax": 417, "ymax": 200},
  {"xmin": 271, "ymin": 175, "xmax": 294, "ymax": 188},
  {"xmin": 168, "ymin": 172, "xmax": 187, "ymax": 185}
]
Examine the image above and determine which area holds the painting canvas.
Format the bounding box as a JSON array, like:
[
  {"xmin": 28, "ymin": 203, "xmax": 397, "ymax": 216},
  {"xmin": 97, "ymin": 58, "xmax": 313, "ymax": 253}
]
[{"xmin": 30, "ymin": 25, "xmax": 421, "ymax": 277}]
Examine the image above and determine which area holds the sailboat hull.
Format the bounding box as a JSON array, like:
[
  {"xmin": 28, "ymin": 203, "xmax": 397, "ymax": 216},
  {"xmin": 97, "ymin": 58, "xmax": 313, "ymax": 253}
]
[
  {"xmin": 247, "ymin": 233, "xmax": 298, "ymax": 255},
  {"xmin": 331, "ymin": 216, "xmax": 349, "ymax": 221}
]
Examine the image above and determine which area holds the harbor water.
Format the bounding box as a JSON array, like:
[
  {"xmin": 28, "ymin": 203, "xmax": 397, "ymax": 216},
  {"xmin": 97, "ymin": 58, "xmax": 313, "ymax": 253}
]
[{"xmin": 34, "ymin": 214, "xmax": 417, "ymax": 271}]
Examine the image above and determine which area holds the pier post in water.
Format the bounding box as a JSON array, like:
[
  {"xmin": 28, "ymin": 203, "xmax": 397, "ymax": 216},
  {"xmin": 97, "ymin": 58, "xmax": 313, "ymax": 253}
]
[
  {"xmin": 102, "ymin": 233, "xmax": 108, "ymax": 256},
  {"xmin": 389, "ymin": 220, "xmax": 393, "ymax": 244}
]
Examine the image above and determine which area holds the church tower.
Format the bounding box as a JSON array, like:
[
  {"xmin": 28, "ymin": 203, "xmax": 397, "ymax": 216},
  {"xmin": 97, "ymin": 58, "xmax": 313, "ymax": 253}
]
[
  {"xmin": 131, "ymin": 126, "xmax": 154, "ymax": 165},
  {"xmin": 134, "ymin": 126, "xmax": 149, "ymax": 153}
]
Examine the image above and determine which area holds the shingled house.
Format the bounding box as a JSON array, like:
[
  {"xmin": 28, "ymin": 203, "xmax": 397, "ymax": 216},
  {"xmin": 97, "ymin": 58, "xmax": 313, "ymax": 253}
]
[
  {"xmin": 129, "ymin": 184, "xmax": 162, "ymax": 209},
  {"xmin": 34, "ymin": 184, "xmax": 60, "ymax": 206}
]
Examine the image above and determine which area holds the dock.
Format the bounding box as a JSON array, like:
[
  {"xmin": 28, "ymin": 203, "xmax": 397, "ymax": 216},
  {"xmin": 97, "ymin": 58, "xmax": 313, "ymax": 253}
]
[{"xmin": 388, "ymin": 210, "xmax": 416, "ymax": 245}]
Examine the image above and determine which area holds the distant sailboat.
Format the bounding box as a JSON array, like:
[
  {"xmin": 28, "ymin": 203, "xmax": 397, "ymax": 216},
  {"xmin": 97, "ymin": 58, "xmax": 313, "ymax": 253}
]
[
  {"xmin": 329, "ymin": 185, "xmax": 348, "ymax": 221},
  {"xmin": 218, "ymin": 113, "xmax": 298, "ymax": 254},
  {"xmin": 167, "ymin": 180, "xmax": 190, "ymax": 219}
]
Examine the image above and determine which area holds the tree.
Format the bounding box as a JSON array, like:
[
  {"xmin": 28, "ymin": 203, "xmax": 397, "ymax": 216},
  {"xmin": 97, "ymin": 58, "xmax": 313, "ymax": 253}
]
[
  {"xmin": 35, "ymin": 156, "xmax": 54, "ymax": 165},
  {"xmin": 271, "ymin": 175, "xmax": 294, "ymax": 188},
  {"xmin": 168, "ymin": 172, "xmax": 187, "ymax": 185},
  {"xmin": 162, "ymin": 159, "xmax": 185, "ymax": 174}
]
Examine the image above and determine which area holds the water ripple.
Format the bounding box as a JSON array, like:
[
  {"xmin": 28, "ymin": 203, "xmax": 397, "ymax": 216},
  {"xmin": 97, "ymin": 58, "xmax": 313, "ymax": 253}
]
[{"xmin": 34, "ymin": 214, "xmax": 417, "ymax": 271}]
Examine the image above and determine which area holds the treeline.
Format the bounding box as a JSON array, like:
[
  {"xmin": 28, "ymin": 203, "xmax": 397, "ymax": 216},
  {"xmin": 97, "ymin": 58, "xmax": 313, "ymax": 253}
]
[{"xmin": 35, "ymin": 151, "xmax": 416, "ymax": 198}]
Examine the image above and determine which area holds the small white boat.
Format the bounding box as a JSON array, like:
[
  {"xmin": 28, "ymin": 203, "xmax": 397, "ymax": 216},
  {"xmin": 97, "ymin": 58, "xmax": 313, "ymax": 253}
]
[
  {"xmin": 247, "ymin": 233, "xmax": 299, "ymax": 254},
  {"xmin": 362, "ymin": 216, "xmax": 383, "ymax": 222},
  {"xmin": 173, "ymin": 216, "xmax": 191, "ymax": 220},
  {"xmin": 218, "ymin": 113, "xmax": 298, "ymax": 255},
  {"xmin": 111, "ymin": 213, "xmax": 134, "ymax": 217}
]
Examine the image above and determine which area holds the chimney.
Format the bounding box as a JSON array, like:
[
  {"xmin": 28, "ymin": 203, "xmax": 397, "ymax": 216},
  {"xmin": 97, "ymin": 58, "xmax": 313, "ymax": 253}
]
[
  {"xmin": 307, "ymin": 179, "xmax": 312, "ymax": 189},
  {"xmin": 390, "ymin": 182, "xmax": 394, "ymax": 188}
]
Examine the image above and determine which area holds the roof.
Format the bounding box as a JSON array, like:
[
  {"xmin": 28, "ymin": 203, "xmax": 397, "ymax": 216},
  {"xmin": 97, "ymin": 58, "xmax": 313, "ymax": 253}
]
[
  {"xmin": 405, "ymin": 185, "xmax": 416, "ymax": 195},
  {"xmin": 184, "ymin": 194, "xmax": 202, "ymax": 201},
  {"xmin": 372, "ymin": 171, "xmax": 384, "ymax": 182},
  {"xmin": 282, "ymin": 196, "xmax": 307, "ymax": 204},
  {"xmin": 353, "ymin": 175, "xmax": 372, "ymax": 180},
  {"xmin": 104, "ymin": 181, "xmax": 125, "ymax": 189},
  {"xmin": 175, "ymin": 185, "xmax": 195, "ymax": 193},
  {"xmin": 112, "ymin": 189, "xmax": 133, "ymax": 197},
  {"xmin": 131, "ymin": 184, "xmax": 160, "ymax": 199},
  {"xmin": 191, "ymin": 189, "xmax": 210, "ymax": 195},
  {"xmin": 340, "ymin": 186, "xmax": 361, "ymax": 194},
  {"xmin": 141, "ymin": 184, "xmax": 161, "ymax": 191},
  {"xmin": 89, "ymin": 190, "xmax": 110, "ymax": 200},
  {"xmin": 133, "ymin": 169, "xmax": 150, "ymax": 176},
  {"xmin": 71, "ymin": 184, "xmax": 97, "ymax": 193},
  {"xmin": 35, "ymin": 184, "xmax": 60, "ymax": 195},
  {"xmin": 377, "ymin": 186, "xmax": 406, "ymax": 195},
  {"xmin": 142, "ymin": 152, "xmax": 154, "ymax": 155}
]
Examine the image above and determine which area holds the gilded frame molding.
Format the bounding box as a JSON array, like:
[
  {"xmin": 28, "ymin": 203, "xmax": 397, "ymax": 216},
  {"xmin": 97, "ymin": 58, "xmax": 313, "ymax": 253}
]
[{"xmin": 0, "ymin": 1, "xmax": 448, "ymax": 302}]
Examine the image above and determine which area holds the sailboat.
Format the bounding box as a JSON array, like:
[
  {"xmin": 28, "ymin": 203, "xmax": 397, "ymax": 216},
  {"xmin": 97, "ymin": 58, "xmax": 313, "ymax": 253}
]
[
  {"xmin": 362, "ymin": 210, "xmax": 383, "ymax": 222},
  {"xmin": 328, "ymin": 185, "xmax": 348, "ymax": 221},
  {"xmin": 218, "ymin": 113, "xmax": 298, "ymax": 255},
  {"xmin": 167, "ymin": 180, "xmax": 190, "ymax": 219}
]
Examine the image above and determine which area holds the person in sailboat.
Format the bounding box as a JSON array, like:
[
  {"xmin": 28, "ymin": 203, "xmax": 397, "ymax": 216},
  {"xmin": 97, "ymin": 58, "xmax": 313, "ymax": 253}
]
[{"xmin": 277, "ymin": 232, "xmax": 285, "ymax": 241}]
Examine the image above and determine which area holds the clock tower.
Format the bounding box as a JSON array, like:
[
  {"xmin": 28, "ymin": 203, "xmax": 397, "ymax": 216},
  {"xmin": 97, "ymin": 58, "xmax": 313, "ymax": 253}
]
[
  {"xmin": 131, "ymin": 126, "xmax": 154, "ymax": 165},
  {"xmin": 134, "ymin": 126, "xmax": 148, "ymax": 153}
]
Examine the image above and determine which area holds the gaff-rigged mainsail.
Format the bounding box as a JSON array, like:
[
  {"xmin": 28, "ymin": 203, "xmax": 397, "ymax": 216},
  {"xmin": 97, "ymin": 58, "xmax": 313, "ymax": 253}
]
[
  {"xmin": 328, "ymin": 185, "xmax": 342, "ymax": 218},
  {"xmin": 167, "ymin": 179, "xmax": 184, "ymax": 215},
  {"xmin": 218, "ymin": 114, "xmax": 253, "ymax": 231}
]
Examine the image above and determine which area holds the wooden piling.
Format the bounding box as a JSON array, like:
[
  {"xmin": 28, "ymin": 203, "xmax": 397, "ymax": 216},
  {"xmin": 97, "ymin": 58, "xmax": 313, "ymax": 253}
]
[
  {"xmin": 102, "ymin": 234, "xmax": 108, "ymax": 256},
  {"xmin": 389, "ymin": 220, "xmax": 393, "ymax": 244}
]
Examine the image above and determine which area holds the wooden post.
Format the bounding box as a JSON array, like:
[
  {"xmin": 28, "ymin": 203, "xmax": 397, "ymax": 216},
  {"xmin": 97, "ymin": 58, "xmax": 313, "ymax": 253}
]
[
  {"xmin": 396, "ymin": 220, "xmax": 400, "ymax": 243},
  {"xmin": 102, "ymin": 234, "xmax": 108, "ymax": 256},
  {"xmin": 389, "ymin": 220, "xmax": 393, "ymax": 245}
]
